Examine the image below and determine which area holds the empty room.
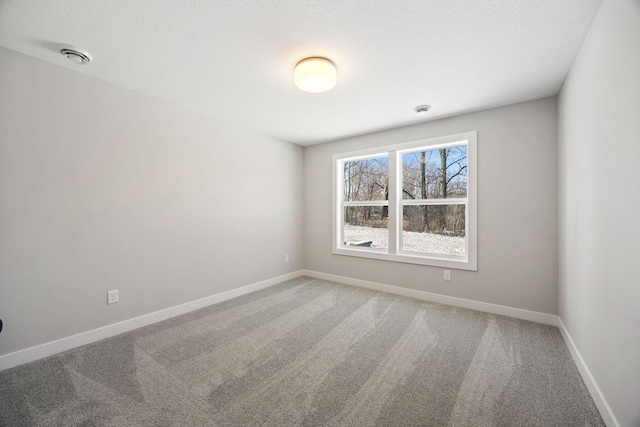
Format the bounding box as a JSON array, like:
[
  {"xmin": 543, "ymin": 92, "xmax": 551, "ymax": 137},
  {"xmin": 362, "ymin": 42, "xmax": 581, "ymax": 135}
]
[{"xmin": 0, "ymin": 0, "xmax": 638, "ymax": 426}]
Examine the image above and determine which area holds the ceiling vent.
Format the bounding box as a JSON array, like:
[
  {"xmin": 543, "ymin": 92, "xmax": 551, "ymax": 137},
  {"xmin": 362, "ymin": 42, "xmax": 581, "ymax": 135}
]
[
  {"xmin": 414, "ymin": 105, "xmax": 432, "ymax": 116},
  {"xmin": 59, "ymin": 46, "xmax": 92, "ymax": 65}
]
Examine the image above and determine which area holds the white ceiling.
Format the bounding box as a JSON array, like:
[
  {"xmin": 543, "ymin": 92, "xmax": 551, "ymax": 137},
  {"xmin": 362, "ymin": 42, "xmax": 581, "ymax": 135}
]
[{"xmin": 0, "ymin": 0, "xmax": 601, "ymax": 146}]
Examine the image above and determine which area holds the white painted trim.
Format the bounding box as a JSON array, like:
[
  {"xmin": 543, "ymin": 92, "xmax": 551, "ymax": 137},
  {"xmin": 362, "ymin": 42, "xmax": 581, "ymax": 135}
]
[
  {"xmin": 402, "ymin": 198, "xmax": 466, "ymax": 205},
  {"xmin": 343, "ymin": 200, "xmax": 389, "ymax": 207},
  {"xmin": 0, "ymin": 270, "xmax": 304, "ymax": 372},
  {"xmin": 302, "ymin": 270, "xmax": 558, "ymax": 326},
  {"xmin": 387, "ymin": 149, "xmax": 399, "ymax": 255},
  {"xmin": 557, "ymin": 317, "xmax": 620, "ymax": 427},
  {"xmin": 332, "ymin": 131, "xmax": 478, "ymax": 271},
  {"xmin": 331, "ymin": 248, "xmax": 472, "ymax": 270}
]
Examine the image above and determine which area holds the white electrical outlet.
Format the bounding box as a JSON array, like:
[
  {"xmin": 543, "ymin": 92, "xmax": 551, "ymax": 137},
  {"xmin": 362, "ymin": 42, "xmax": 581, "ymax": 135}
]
[
  {"xmin": 443, "ymin": 270, "xmax": 451, "ymax": 281},
  {"xmin": 285, "ymin": 254, "xmax": 290, "ymax": 263},
  {"xmin": 107, "ymin": 289, "xmax": 119, "ymax": 304}
]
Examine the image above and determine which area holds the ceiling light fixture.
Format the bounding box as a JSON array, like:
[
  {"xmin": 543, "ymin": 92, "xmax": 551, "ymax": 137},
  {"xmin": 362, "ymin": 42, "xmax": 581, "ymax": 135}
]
[
  {"xmin": 294, "ymin": 57, "xmax": 337, "ymax": 93},
  {"xmin": 414, "ymin": 105, "xmax": 431, "ymax": 116},
  {"xmin": 59, "ymin": 45, "xmax": 92, "ymax": 65}
]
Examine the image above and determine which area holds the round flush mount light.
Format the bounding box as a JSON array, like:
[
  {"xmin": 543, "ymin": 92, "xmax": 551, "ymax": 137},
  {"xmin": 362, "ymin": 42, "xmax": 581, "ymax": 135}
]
[
  {"xmin": 294, "ymin": 57, "xmax": 337, "ymax": 93},
  {"xmin": 414, "ymin": 105, "xmax": 432, "ymax": 116},
  {"xmin": 59, "ymin": 45, "xmax": 92, "ymax": 65}
]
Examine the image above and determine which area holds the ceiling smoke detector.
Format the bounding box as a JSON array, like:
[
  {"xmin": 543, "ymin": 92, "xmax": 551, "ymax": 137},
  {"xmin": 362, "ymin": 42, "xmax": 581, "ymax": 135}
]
[
  {"xmin": 59, "ymin": 45, "xmax": 92, "ymax": 65},
  {"xmin": 414, "ymin": 105, "xmax": 432, "ymax": 116}
]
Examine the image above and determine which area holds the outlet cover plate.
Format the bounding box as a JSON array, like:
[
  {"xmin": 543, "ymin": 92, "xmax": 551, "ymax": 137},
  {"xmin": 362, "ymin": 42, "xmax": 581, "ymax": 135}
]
[{"xmin": 107, "ymin": 289, "xmax": 119, "ymax": 304}]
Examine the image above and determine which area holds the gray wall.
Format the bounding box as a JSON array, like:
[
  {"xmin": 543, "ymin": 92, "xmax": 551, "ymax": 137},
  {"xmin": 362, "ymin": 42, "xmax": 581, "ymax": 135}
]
[
  {"xmin": 304, "ymin": 97, "xmax": 559, "ymax": 314},
  {"xmin": 558, "ymin": 0, "xmax": 640, "ymax": 425},
  {"xmin": 0, "ymin": 48, "xmax": 304, "ymax": 356}
]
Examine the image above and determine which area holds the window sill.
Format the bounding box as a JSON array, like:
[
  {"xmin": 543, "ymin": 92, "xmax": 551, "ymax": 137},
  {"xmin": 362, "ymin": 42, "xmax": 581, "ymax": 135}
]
[{"xmin": 332, "ymin": 247, "xmax": 477, "ymax": 271}]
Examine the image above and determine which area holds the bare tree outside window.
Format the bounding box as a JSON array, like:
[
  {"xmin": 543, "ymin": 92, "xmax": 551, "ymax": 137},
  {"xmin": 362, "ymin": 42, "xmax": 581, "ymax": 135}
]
[
  {"xmin": 402, "ymin": 146, "xmax": 467, "ymax": 235},
  {"xmin": 334, "ymin": 132, "xmax": 477, "ymax": 270},
  {"xmin": 399, "ymin": 145, "xmax": 467, "ymax": 255},
  {"xmin": 342, "ymin": 156, "xmax": 389, "ymax": 248}
]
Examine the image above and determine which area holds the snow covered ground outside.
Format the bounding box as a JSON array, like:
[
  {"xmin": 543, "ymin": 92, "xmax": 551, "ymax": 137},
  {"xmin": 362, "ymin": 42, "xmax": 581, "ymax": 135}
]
[{"xmin": 344, "ymin": 224, "xmax": 465, "ymax": 256}]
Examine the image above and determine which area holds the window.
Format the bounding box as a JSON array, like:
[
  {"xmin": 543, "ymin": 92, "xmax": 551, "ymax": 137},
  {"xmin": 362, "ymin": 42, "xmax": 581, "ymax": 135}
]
[{"xmin": 332, "ymin": 131, "xmax": 477, "ymax": 270}]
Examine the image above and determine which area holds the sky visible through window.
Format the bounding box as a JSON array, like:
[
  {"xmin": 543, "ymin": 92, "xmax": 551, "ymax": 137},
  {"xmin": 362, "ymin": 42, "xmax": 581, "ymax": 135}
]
[{"xmin": 402, "ymin": 145, "xmax": 467, "ymax": 200}]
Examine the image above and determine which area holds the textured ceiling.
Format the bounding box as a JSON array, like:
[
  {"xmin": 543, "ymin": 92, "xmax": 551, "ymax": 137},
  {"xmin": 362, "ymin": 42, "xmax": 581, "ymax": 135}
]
[{"xmin": 0, "ymin": 0, "xmax": 601, "ymax": 145}]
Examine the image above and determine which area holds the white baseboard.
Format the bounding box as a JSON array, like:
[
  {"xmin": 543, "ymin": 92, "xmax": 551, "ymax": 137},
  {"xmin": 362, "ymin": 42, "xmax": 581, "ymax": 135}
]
[
  {"xmin": 301, "ymin": 270, "xmax": 558, "ymax": 326},
  {"xmin": 557, "ymin": 317, "xmax": 619, "ymax": 427},
  {"xmin": 0, "ymin": 270, "xmax": 304, "ymax": 372},
  {"xmin": 5, "ymin": 269, "xmax": 613, "ymax": 425}
]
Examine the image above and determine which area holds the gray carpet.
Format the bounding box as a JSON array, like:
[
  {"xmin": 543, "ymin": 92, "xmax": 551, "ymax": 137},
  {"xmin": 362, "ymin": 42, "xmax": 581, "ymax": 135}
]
[{"xmin": 0, "ymin": 277, "xmax": 604, "ymax": 426}]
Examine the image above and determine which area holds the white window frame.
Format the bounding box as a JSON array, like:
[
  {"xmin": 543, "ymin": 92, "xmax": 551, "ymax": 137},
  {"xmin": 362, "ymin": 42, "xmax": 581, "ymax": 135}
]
[{"xmin": 332, "ymin": 131, "xmax": 477, "ymax": 271}]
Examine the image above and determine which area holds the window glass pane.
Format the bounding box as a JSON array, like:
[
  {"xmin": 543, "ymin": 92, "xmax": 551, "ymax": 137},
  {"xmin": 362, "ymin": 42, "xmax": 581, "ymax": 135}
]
[
  {"xmin": 343, "ymin": 206, "xmax": 388, "ymax": 249},
  {"xmin": 402, "ymin": 145, "xmax": 467, "ymax": 199},
  {"xmin": 402, "ymin": 205, "xmax": 465, "ymax": 255},
  {"xmin": 343, "ymin": 156, "xmax": 389, "ymax": 201}
]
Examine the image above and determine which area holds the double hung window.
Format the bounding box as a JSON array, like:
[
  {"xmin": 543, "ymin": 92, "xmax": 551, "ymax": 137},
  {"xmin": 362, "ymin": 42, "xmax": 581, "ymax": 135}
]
[{"xmin": 332, "ymin": 131, "xmax": 477, "ymax": 270}]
